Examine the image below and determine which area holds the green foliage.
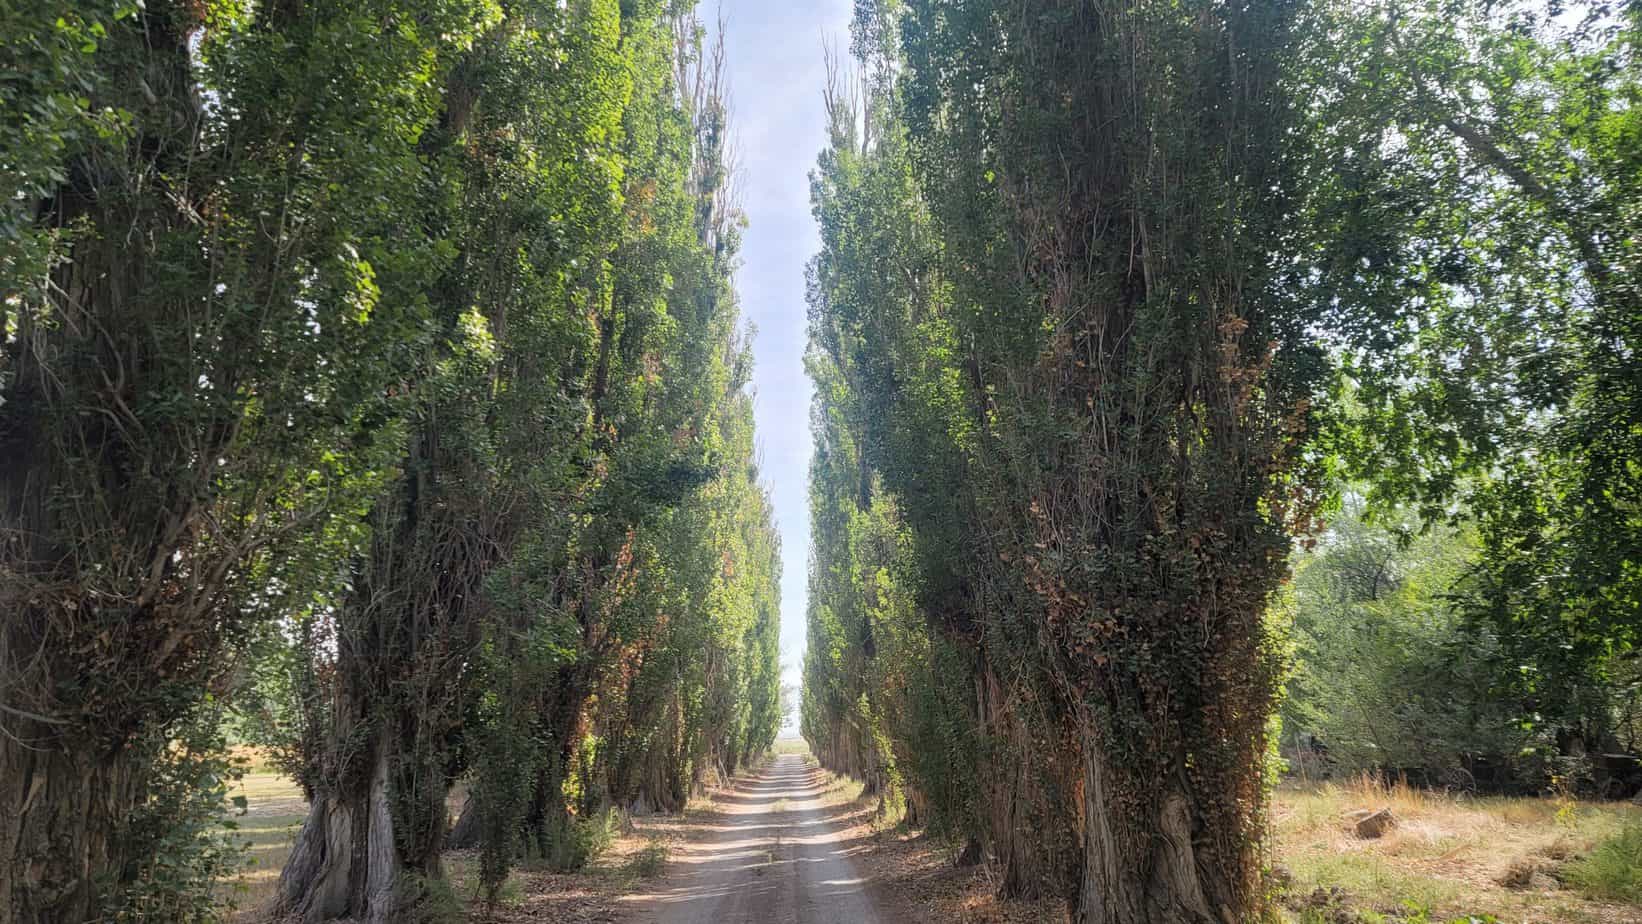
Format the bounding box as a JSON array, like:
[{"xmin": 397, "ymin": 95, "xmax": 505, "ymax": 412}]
[
  {"xmin": 102, "ymin": 709, "xmax": 247, "ymax": 923},
  {"xmin": 1565, "ymin": 823, "xmax": 1642, "ymax": 904},
  {"xmin": 6, "ymin": 0, "xmax": 1636, "ymax": 920},
  {"xmin": 4, "ymin": 0, "xmax": 777, "ymax": 918},
  {"xmin": 227, "ymin": 4, "xmax": 788, "ymax": 913},
  {"xmin": 801, "ymin": 0, "xmax": 1639, "ymax": 913},
  {"xmin": 4, "ymin": 0, "xmax": 500, "ymax": 911},
  {"xmin": 625, "ymin": 841, "xmax": 669, "ymax": 879},
  {"xmin": 537, "ymin": 807, "xmax": 622, "ymax": 873},
  {"xmin": 394, "ymin": 873, "xmax": 466, "ymax": 924},
  {"xmin": 1301, "ymin": 0, "xmax": 1642, "ymax": 748},
  {"xmin": 1282, "ymin": 501, "xmax": 1542, "ymax": 786},
  {"xmin": 806, "ymin": 0, "xmax": 1322, "ymax": 912}
]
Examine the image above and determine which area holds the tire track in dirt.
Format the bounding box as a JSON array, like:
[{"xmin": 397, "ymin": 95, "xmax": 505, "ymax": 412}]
[{"xmin": 623, "ymin": 755, "xmax": 883, "ymax": 924}]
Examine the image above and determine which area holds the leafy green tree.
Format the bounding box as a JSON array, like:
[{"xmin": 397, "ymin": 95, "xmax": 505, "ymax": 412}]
[
  {"xmin": 1281, "ymin": 502, "xmax": 1535, "ymax": 788},
  {"xmin": 807, "ymin": 1, "xmax": 1326, "ymax": 920},
  {"xmin": 271, "ymin": 2, "xmax": 641, "ymax": 915},
  {"xmin": 0, "ymin": 0, "xmax": 491, "ymax": 916},
  {"xmin": 1303, "ymin": 0, "xmax": 1641, "ymax": 752},
  {"xmin": 268, "ymin": 6, "xmax": 782, "ymax": 916}
]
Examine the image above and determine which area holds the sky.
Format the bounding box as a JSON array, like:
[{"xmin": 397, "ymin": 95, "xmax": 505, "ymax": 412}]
[{"xmin": 717, "ymin": 0, "xmax": 853, "ymax": 736}]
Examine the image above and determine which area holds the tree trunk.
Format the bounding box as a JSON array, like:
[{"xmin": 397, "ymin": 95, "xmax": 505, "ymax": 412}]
[
  {"xmin": 0, "ymin": 731, "xmax": 144, "ymax": 923},
  {"xmin": 276, "ymin": 631, "xmax": 457, "ymax": 924},
  {"xmin": 446, "ymin": 795, "xmax": 480, "ymax": 849},
  {"xmin": 975, "ymin": 658, "xmax": 1079, "ymax": 901},
  {"xmin": 523, "ymin": 665, "xmax": 595, "ymax": 866},
  {"xmin": 1073, "ymin": 723, "xmax": 1235, "ymax": 924},
  {"xmin": 626, "ymin": 691, "xmax": 687, "ymax": 815},
  {"xmin": 0, "ymin": 8, "xmax": 206, "ymax": 921},
  {"xmin": 275, "ymin": 742, "xmax": 399, "ymax": 924}
]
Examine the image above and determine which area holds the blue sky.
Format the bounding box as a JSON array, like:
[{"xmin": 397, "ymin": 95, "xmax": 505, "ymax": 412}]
[{"xmin": 718, "ymin": 0, "xmax": 853, "ymax": 734}]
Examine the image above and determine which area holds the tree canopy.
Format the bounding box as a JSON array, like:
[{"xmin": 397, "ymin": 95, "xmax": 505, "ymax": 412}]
[{"xmin": 2, "ymin": 0, "xmax": 1638, "ymax": 921}]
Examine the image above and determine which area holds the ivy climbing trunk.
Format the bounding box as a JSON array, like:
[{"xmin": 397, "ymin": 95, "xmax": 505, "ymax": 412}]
[
  {"xmin": 975, "ymin": 656, "xmax": 1078, "ymax": 901},
  {"xmin": 1075, "ymin": 726, "xmax": 1227, "ymax": 924},
  {"xmin": 524, "ymin": 660, "xmax": 597, "ymax": 866},
  {"xmin": 805, "ymin": 0, "xmax": 1313, "ymax": 916},
  {"xmin": 2, "ymin": 5, "xmax": 232, "ymax": 918},
  {"xmin": 273, "ymin": 620, "xmax": 467, "ymax": 923}
]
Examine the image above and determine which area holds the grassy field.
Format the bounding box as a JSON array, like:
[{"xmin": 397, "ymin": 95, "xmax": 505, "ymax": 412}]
[
  {"xmin": 219, "ymin": 769, "xmax": 306, "ymax": 919},
  {"xmin": 1275, "ymin": 776, "xmax": 1642, "ymax": 923},
  {"xmin": 771, "ymin": 736, "xmax": 813, "ymax": 757}
]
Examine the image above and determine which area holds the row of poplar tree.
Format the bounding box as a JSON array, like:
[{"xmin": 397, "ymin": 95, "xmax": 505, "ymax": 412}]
[
  {"xmin": 802, "ymin": 0, "xmax": 1639, "ymax": 922},
  {"xmin": 1, "ymin": 1, "xmax": 782, "ymax": 922}
]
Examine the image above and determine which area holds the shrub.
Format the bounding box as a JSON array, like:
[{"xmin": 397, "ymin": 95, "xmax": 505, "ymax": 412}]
[
  {"xmin": 1282, "ymin": 505, "xmax": 1542, "ymax": 790},
  {"xmin": 1565, "ymin": 823, "xmax": 1642, "ymax": 903},
  {"xmin": 396, "ymin": 872, "xmax": 464, "ymax": 924},
  {"xmin": 536, "ymin": 806, "xmax": 624, "ymax": 872},
  {"xmin": 626, "ymin": 842, "xmax": 669, "ymax": 878},
  {"xmin": 104, "ymin": 712, "xmax": 247, "ymax": 923}
]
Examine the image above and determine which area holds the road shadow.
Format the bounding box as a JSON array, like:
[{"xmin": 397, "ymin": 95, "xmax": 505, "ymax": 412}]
[{"xmin": 620, "ymin": 754, "xmax": 885, "ymax": 923}]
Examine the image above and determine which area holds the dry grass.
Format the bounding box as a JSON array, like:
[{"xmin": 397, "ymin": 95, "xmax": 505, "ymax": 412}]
[
  {"xmin": 849, "ymin": 774, "xmax": 1642, "ymax": 924},
  {"xmin": 843, "ymin": 822, "xmax": 1062, "ymax": 923},
  {"xmin": 1274, "ymin": 775, "xmax": 1642, "ymax": 923},
  {"xmin": 220, "ymin": 771, "xmax": 307, "ymax": 919},
  {"xmin": 819, "ymin": 771, "xmax": 867, "ymax": 806},
  {"xmin": 771, "ymin": 737, "xmax": 812, "ymax": 757},
  {"xmin": 220, "ymin": 769, "xmax": 474, "ymax": 921}
]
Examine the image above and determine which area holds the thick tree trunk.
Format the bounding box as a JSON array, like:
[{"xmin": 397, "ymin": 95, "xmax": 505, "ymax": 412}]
[
  {"xmin": 276, "ymin": 652, "xmax": 456, "ymax": 924},
  {"xmin": 1073, "ymin": 723, "xmax": 1238, "ymax": 924},
  {"xmin": 446, "ymin": 795, "xmax": 480, "ymax": 849},
  {"xmin": 625, "ymin": 693, "xmax": 687, "ymax": 815},
  {"xmin": 524, "ymin": 755, "xmax": 572, "ymax": 863},
  {"xmin": 275, "ymin": 743, "xmax": 399, "ymax": 924},
  {"xmin": 0, "ymin": 9, "xmax": 208, "ymax": 921},
  {"xmin": 523, "ymin": 665, "xmax": 595, "ymax": 866},
  {"xmin": 975, "ymin": 659, "xmax": 1078, "ymax": 901},
  {"xmin": 0, "ymin": 732, "xmax": 143, "ymax": 923}
]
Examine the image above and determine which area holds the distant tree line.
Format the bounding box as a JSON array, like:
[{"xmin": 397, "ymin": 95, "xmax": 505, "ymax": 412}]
[
  {"xmin": 801, "ymin": 1, "xmax": 1639, "ymax": 922},
  {"xmin": 0, "ymin": 2, "xmax": 781, "ymax": 922}
]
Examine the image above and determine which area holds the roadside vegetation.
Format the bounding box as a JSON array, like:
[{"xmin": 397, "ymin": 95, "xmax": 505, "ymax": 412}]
[{"xmin": 3, "ymin": 2, "xmax": 779, "ymax": 921}]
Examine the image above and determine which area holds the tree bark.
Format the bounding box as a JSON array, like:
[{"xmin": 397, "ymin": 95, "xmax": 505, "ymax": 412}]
[
  {"xmin": 974, "ymin": 659, "xmax": 1078, "ymax": 901},
  {"xmin": 522, "ymin": 664, "xmax": 596, "ymax": 866},
  {"xmin": 0, "ymin": 730, "xmax": 144, "ymax": 924},
  {"xmin": 0, "ymin": 6, "xmax": 208, "ymax": 919},
  {"xmin": 1073, "ymin": 721, "xmax": 1238, "ymax": 924},
  {"xmin": 623, "ymin": 691, "xmax": 687, "ymax": 815},
  {"xmin": 275, "ymin": 740, "xmax": 400, "ymax": 924},
  {"xmin": 446, "ymin": 795, "xmax": 480, "ymax": 849}
]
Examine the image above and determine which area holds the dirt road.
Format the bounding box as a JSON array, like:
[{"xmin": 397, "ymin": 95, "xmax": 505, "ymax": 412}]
[{"xmin": 625, "ymin": 754, "xmax": 885, "ymax": 924}]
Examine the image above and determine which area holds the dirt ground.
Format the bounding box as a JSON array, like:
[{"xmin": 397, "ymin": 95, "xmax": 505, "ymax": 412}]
[{"xmin": 619, "ymin": 754, "xmax": 888, "ymax": 923}]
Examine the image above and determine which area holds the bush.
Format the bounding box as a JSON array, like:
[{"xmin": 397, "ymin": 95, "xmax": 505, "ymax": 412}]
[
  {"xmin": 1281, "ymin": 504, "xmax": 1541, "ymax": 790},
  {"xmin": 104, "ymin": 710, "xmax": 247, "ymax": 923},
  {"xmin": 395, "ymin": 872, "xmax": 465, "ymax": 924},
  {"xmin": 626, "ymin": 841, "xmax": 668, "ymax": 878},
  {"xmin": 535, "ymin": 806, "xmax": 623, "ymax": 872},
  {"xmin": 1565, "ymin": 824, "xmax": 1642, "ymax": 903}
]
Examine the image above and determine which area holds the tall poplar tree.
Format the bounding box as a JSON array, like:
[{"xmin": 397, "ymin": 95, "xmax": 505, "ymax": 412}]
[
  {"xmin": 806, "ymin": 1, "xmax": 1323, "ymax": 919},
  {"xmin": 0, "ymin": 0, "xmax": 491, "ymax": 917}
]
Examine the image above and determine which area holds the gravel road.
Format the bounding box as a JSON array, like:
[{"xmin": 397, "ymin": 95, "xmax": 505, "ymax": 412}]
[{"xmin": 626, "ymin": 754, "xmax": 884, "ymax": 924}]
